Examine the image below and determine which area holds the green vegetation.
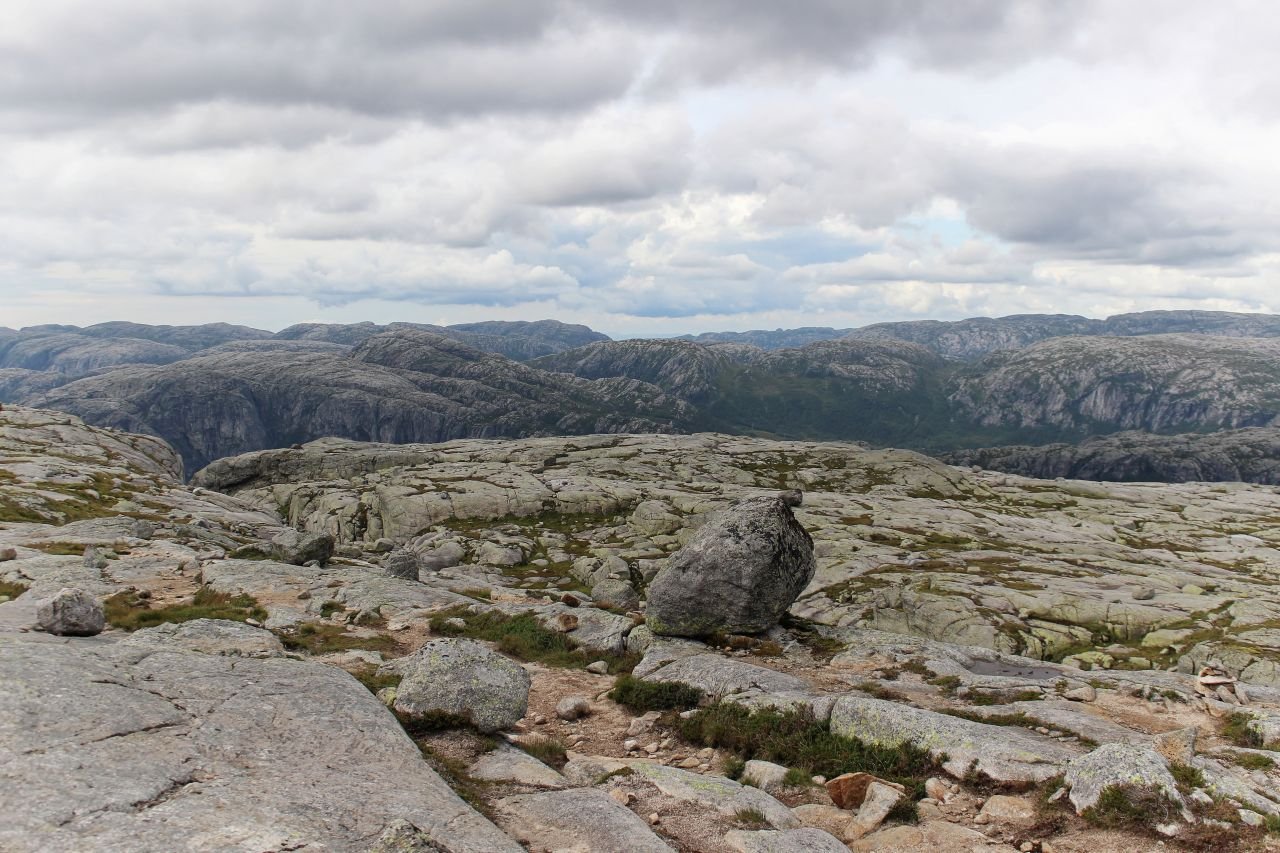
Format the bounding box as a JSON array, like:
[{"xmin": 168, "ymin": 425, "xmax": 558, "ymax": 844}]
[
  {"xmin": 275, "ymin": 622, "xmax": 398, "ymax": 656},
  {"xmin": 782, "ymin": 766, "xmax": 814, "ymax": 787},
  {"xmin": 732, "ymin": 808, "xmax": 768, "ymax": 828},
  {"xmin": 518, "ymin": 737, "xmax": 568, "ymax": 769},
  {"xmin": 0, "ymin": 579, "xmax": 30, "ymax": 599},
  {"xmin": 1222, "ymin": 712, "xmax": 1266, "ymax": 749},
  {"xmin": 103, "ymin": 587, "xmax": 267, "ymax": 630},
  {"xmin": 1083, "ymin": 784, "xmax": 1181, "ymax": 829},
  {"xmin": 351, "ymin": 665, "xmax": 401, "ymax": 695},
  {"xmin": 1169, "ymin": 762, "xmax": 1205, "ymax": 792},
  {"xmin": 1231, "ymin": 751, "xmax": 1275, "ymax": 771},
  {"xmin": 608, "ymin": 674, "xmax": 703, "ymax": 712},
  {"xmin": 676, "ymin": 704, "xmax": 936, "ymax": 795},
  {"xmin": 318, "ymin": 600, "xmax": 347, "ymax": 617},
  {"xmin": 429, "ymin": 606, "xmax": 638, "ymax": 672}
]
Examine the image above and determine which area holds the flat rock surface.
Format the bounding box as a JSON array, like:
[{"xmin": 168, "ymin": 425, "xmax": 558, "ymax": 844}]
[{"xmin": 0, "ymin": 632, "xmax": 520, "ymax": 853}]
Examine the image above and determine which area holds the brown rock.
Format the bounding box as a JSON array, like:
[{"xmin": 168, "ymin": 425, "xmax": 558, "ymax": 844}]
[
  {"xmin": 1153, "ymin": 726, "xmax": 1198, "ymax": 764},
  {"xmin": 978, "ymin": 795, "xmax": 1037, "ymax": 825},
  {"xmin": 826, "ymin": 772, "xmax": 906, "ymax": 811},
  {"xmin": 554, "ymin": 613, "xmax": 579, "ymax": 633}
]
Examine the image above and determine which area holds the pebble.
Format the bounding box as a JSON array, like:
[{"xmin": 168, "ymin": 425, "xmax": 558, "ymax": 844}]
[
  {"xmin": 678, "ymin": 757, "xmax": 700, "ymax": 769},
  {"xmin": 586, "ymin": 660, "xmax": 609, "ymax": 674},
  {"xmin": 648, "ymin": 813, "xmax": 660, "ymax": 826}
]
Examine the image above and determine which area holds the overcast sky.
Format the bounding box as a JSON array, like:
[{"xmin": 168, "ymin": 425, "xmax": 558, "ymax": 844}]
[{"xmin": 3, "ymin": 1, "xmax": 1279, "ymax": 336}]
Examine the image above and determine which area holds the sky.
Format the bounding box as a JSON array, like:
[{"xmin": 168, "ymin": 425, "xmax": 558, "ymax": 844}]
[{"xmin": 3, "ymin": 1, "xmax": 1280, "ymax": 337}]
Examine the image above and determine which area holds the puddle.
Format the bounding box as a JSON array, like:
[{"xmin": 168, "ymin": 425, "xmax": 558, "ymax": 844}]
[{"xmin": 967, "ymin": 660, "xmax": 1062, "ymax": 680}]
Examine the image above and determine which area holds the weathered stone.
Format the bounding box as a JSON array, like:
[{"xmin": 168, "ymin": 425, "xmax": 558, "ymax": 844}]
[
  {"xmin": 35, "ymin": 587, "xmax": 104, "ymax": 636},
  {"xmin": 1153, "ymin": 726, "xmax": 1198, "ymax": 764},
  {"xmin": 591, "ymin": 577, "xmax": 640, "ymax": 610},
  {"xmin": 384, "ymin": 551, "xmax": 420, "ymax": 580},
  {"xmin": 642, "ymin": 653, "xmax": 808, "ymax": 701},
  {"xmin": 0, "ymin": 632, "xmax": 520, "ymax": 852},
  {"xmin": 270, "ymin": 529, "xmax": 334, "ymax": 566},
  {"xmin": 742, "ymin": 759, "xmax": 790, "ymax": 792},
  {"xmin": 724, "ymin": 827, "xmax": 847, "ymax": 852},
  {"xmin": 792, "ymin": 804, "xmax": 854, "ymax": 837},
  {"xmin": 555, "ymin": 695, "xmax": 590, "ymax": 721},
  {"xmin": 390, "ymin": 639, "xmax": 530, "ymax": 733},
  {"xmin": 978, "ymin": 795, "xmax": 1037, "ymax": 825},
  {"xmin": 467, "ymin": 745, "xmax": 567, "ymax": 788},
  {"xmin": 1063, "ymin": 743, "xmax": 1185, "ymax": 815},
  {"xmin": 0, "ymin": 547, "xmax": 17, "ymax": 562},
  {"xmin": 646, "ymin": 495, "xmax": 815, "ymax": 636},
  {"xmin": 123, "ymin": 618, "xmax": 285, "ymax": 658},
  {"xmin": 495, "ymin": 789, "xmax": 674, "ymax": 853},
  {"xmin": 847, "ymin": 781, "xmax": 902, "ymax": 840},
  {"xmin": 621, "ymin": 759, "xmax": 799, "ymax": 829},
  {"xmin": 830, "ymin": 696, "xmax": 1077, "ymax": 784},
  {"xmin": 825, "ymin": 772, "xmax": 905, "ymax": 811}
]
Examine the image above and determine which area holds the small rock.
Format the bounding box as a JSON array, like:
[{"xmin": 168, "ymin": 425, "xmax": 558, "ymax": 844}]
[
  {"xmin": 1063, "ymin": 684, "xmax": 1097, "ymax": 702},
  {"xmin": 792, "ymin": 804, "xmax": 854, "ymax": 837},
  {"xmin": 645, "ymin": 743, "xmax": 660, "ymax": 755},
  {"xmin": 609, "ymin": 789, "xmax": 634, "ymax": 806},
  {"xmin": 847, "ymin": 781, "xmax": 903, "ymax": 840},
  {"xmin": 555, "ymin": 696, "xmax": 591, "ymax": 721},
  {"xmin": 35, "ymin": 588, "xmax": 105, "ymax": 636},
  {"xmin": 826, "ymin": 772, "xmax": 905, "ymax": 811},
  {"xmin": 553, "ymin": 613, "xmax": 579, "ymax": 632},
  {"xmin": 648, "ymin": 812, "xmax": 660, "ymax": 826},
  {"xmin": 1153, "ymin": 727, "xmax": 1198, "ymax": 764},
  {"xmin": 924, "ymin": 777, "xmax": 950, "ymax": 803},
  {"xmin": 678, "ymin": 757, "xmax": 701, "ymax": 769},
  {"xmin": 1132, "ymin": 588, "xmax": 1156, "ymax": 600},
  {"xmin": 1239, "ymin": 809, "xmax": 1265, "ymax": 827},
  {"xmin": 384, "ymin": 550, "xmax": 420, "ymax": 580},
  {"xmin": 560, "ymin": 593, "xmax": 580, "ymax": 607},
  {"xmin": 973, "ymin": 814, "xmax": 990, "ymax": 825},
  {"xmin": 978, "ymin": 795, "xmax": 1037, "ymax": 825},
  {"xmin": 623, "ymin": 739, "xmax": 638, "ymax": 752},
  {"xmin": 586, "ymin": 660, "xmax": 609, "ymax": 674},
  {"xmin": 742, "ymin": 759, "xmax": 789, "ymax": 792},
  {"xmin": 0, "ymin": 546, "xmax": 17, "ymax": 561}
]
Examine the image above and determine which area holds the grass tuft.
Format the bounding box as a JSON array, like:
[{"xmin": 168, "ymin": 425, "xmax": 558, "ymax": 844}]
[
  {"xmin": 104, "ymin": 587, "xmax": 267, "ymax": 630},
  {"xmin": 519, "ymin": 737, "xmax": 568, "ymax": 769},
  {"xmin": 609, "ymin": 674, "xmax": 703, "ymax": 712},
  {"xmin": 676, "ymin": 703, "xmax": 935, "ymax": 795},
  {"xmin": 429, "ymin": 606, "xmax": 637, "ymax": 672}
]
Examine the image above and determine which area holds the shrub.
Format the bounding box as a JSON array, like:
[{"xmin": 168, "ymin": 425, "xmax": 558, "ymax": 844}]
[
  {"xmin": 0, "ymin": 579, "xmax": 30, "ymax": 599},
  {"xmin": 276, "ymin": 622, "xmax": 398, "ymax": 656},
  {"xmin": 104, "ymin": 587, "xmax": 267, "ymax": 630},
  {"xmin": 1084, "ymin": 784, "xmax": 1180, "ymax": 829},
  {"xmin": 519, "ymin": 737, "xmax": 568, "ymax": 769},
  {"xmin": 1232, "ymin": 752, "xmax": 1276, "ymax": 771},
  {"xmin": 1222, "ymin": 713, "xmax": 1265, "ymax": 749},
  {"xmin": 430, "ymin": 606, "xmax": 637, "ymax": 672},
  {"xmin": 733, "ymin": 808, "xmax": 768, "ymax": 828},
  {"xmin": 677, "ymin": 703, "xmax": 935, "ymax": 792},
  {"xmin": 319, "ymin": 600, "xmax": 347, "ymax": 617},
  {"xmin": 608, "ymin": 674, "xmax": 703, "ymax": 712}
]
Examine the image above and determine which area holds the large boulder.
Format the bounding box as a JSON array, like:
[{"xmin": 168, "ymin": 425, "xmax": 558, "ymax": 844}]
[
  {"xmin": 1063, "ymin": 743, "xmax": 1185, "ymax": 816},
  {"xmin": 35, "ymin": 587, "xmax": 104, "ymax": 636},
  {"xmin": 270, "ymin": 529, "xmax": 334, "ymax": 566},
  {"xmin": 646, "ymin": 494, "xmax": 815, "ymax": 636},
  {"xmin": 390, "ymin": 639, "xmax": 530, "ymax": 733}
]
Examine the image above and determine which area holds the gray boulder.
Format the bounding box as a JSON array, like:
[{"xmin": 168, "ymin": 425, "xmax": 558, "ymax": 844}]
[
  {"xmin": 646, "ymin": 494, "xmax": 815, "ymax": 636},
  {"xmin": 1063, "ymin": 743, "xmax": 1185, "ymax": 816},
  {"xmin": 271, "ymin": 529, "xmax": 334, "ymax": 566},
  {"xmin": 391, "ymin": 639, "xmax": 530, "ymax": 733},
  {"xmin": 495, "ymin": 788, "xmax": 674, "ymax": 852},
  {"xmin": 122, "ymin": 618, "xmax": 285, "ymax": 658},
  {"xmin": 35, "ymin": 587, "xmax": 104, "ymax": 636},
  {"xmin": 384, "ymin": 551, "xmax": 421, "ymax": 581},
  {"xmin": 590, "ymin": 577, "xmax": 640, "ymax": 611}
]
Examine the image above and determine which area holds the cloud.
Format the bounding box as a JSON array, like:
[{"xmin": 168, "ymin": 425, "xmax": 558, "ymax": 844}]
[{"xmin": 2, "ymin": 1, "xmax": 1280, "ymax": 332}]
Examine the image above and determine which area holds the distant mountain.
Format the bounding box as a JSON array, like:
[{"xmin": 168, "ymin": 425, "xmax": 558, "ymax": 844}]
[
  {"xmin": 275, "ymin": 318, "xmax": 608, "ymax": 361},
  {"xmin": 8, "ymin": 311, "xmax": 1280, "ymax": 483},
  {"xmin": 846, "ymin": 310, "xmax": 1280, "ymax": 360},
  {"xmin": 673, "ymin": 327, "xmax": 851, "ymax": 349},
  {"xmin": 28, "ymin": 330, "xmax": 691, "ymax": 472},
  {"xmin": 946, "ymin": 427, "xmax": 1280, "ymax": 484}
]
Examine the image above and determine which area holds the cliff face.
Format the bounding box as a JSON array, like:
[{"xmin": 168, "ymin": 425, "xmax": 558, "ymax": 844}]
[
  {"xmin": 946, "ymin": 427, "xmax": 1280, "ymax": 484},
  {"xmin": 949, "ymin": 334, "xmax": 1280, "ymax": 435}
]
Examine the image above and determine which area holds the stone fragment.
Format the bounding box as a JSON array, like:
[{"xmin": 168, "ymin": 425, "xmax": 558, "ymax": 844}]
[
  {"xmin": 555, "ymin": 695, "xmax": 590, "ymax": 721},
  {"xmin": 924, "ymin": 777, "xmax": 951, "ymax": 803},
  {"xmin": 591, "ymin": 577, "xmax": 640, "ymax": 610},
  {"xmin": 468, "ymin": 745, "xmax": 567, "ymax": 788},
  {"xmin": 825, "ymin": 772, "xmax": 905, "ymax": 811},
  {"xmin": 743, "ymin": 759, "xmax": 790, "ymax": 792},
  {"xmin": 35, "ymin": 587, "xmax": 104, "ymax": 636},
  {"xmin": 846, "ymin": 782, "xmax": 903, "ymax": 840},
  {"xmin": 1063, "ymin": 684, "xmax": 1097, "ymax": 702},
  {"xmin": 496, "ymin": 789, "xmax": 674, "ymax": 852},
  {"xmin": 978, "ymin": 795, "xmax": 1037, "ymax": 825},
  {"xmin": 724, "ymin": 827, "xmax": 847, "ymax": 852},
  {"xmin": 792, "ymin": 804, "xmax": 854, "ymax": 837},
  {"xmin": 384, "ymin": 550, "xmax": 420, "ymax": 580},
  {"xmin": 0, "ymin": 546, "xmax": 17, "ymax": 561},
  {"xmin": 390, "ymin": 638, "xmax": 530, "ymax": 733},
  {"xmin": 1153, "ymin": 727, "xmax": 1198, "ymax": 764},
  {"xmin": 270, "ymin": 529, "xmax": 334, "ymax": 566},
  {"xmin": 646, "ymin": 494, "xmax": 815, "ymax": 636},
  {"xmin": 586, "ymin": 660, "xmax": 609, "ymax": 674}
]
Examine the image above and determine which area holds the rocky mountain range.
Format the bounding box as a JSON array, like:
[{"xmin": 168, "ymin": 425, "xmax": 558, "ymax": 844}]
[{"xmin": 4, "ymin": 311, "xmax": 1280, "ymax": 482}]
